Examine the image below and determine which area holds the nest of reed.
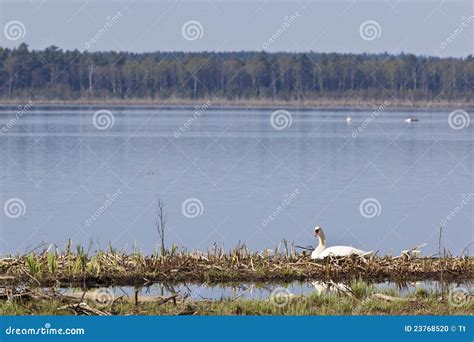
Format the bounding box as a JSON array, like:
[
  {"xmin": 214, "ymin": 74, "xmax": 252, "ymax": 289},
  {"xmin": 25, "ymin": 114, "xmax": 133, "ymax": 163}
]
[{"xmin": 0, "ymin": 243, "xmax": 471, "ymax": 287}]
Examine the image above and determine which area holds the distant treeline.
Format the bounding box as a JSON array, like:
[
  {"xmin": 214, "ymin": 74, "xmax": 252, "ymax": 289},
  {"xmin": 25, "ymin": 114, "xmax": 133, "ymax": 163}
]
[{"xmin": 0, "ymin": 44, "xmax": 472, "ymax": 102}]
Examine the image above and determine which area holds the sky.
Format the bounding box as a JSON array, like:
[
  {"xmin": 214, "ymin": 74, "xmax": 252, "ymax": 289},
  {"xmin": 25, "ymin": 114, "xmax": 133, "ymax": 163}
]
[{"xmin": 0, "ymin": 0, "xmax": 473, "ymax": 57}]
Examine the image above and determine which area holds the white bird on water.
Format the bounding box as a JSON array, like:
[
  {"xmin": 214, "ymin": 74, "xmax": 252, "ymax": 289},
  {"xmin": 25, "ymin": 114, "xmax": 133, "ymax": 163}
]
[
  {"xmin": 405, "ymin": 117, "xmax": 419, "ymax": 123},
  {"xmin": 310, "ymin": 226, "xmax": 373, "ymax": 260},
  {"xmin": 346, "ymin": 116, "xmax": 352, "ymax": 123}
]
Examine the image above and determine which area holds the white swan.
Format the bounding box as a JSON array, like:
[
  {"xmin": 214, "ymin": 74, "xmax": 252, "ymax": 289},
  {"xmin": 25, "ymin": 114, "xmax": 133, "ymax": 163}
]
[
  {"xmin": 346, "ymin": 116, "xmax": 352, "ymax": 123},
  {"xmin": 310, "ymin": 226, "xmax": 373, "ymax": 259},
  {"xmin": 405, "ymin": 117, "xmax": 419, "ymax": 123}
]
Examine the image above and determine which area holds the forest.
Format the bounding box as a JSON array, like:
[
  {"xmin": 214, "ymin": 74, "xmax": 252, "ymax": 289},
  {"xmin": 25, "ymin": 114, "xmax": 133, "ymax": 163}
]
[{"xmin": 0, "ymin": 44, "xmax": 472, "ymax": 102}]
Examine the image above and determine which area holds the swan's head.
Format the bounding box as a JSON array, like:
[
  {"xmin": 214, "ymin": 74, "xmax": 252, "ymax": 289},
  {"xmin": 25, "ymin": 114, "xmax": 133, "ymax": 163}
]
[{"xmin": 314, "ymin": 226, "xmax": 323, "ymax": 237}]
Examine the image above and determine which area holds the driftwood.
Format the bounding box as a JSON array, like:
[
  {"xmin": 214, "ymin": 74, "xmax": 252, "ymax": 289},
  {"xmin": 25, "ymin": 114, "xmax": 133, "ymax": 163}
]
[
  {"xmin": 56, "ymin": 291, "xmax": 181, "ymax": 304},
  {"xmin": 176, "ymin": 304, "xmax": 196, "ymax": 315},
  {"xmin": 58, "ymin": 302, "xmax": 110, "ymax": 316},
  {"xmin": 0, "ymin": 286, "xmax": 183, "ymax": 316},
  {"xmin": 370, "ymin": 293, "xmax": 416, "ymax": 302},
  {"xmin": 0, "ymin": 287, "xmax": 54, "ymax": 301}
]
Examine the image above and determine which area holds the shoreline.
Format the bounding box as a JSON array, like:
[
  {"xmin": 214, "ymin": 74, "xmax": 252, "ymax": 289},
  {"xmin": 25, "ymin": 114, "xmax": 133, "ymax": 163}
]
[
  {"xmin": 1, "ymin": 252, "xmax": 471, "ymax": 287},
  {"xmin": 1, "ymin": 248, "xmax": 472, "ymax": 316},
  {"xmin": 0, "ymin": 98, "xmax": 472, "ymax": 110}
]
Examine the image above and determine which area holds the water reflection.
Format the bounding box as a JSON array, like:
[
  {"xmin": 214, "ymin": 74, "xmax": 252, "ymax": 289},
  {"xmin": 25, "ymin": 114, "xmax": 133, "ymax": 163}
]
[
  {"xmin": 311, "ymin": 281, "xmax": 353, "ymax": 296},
  {"xmin": 64, "ymin": 280, "xmax": 472, "ymax": 301}
]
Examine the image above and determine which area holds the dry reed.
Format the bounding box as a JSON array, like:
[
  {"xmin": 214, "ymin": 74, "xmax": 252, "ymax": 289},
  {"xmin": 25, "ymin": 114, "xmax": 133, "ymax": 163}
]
[{"xmin": 0, "ymin": 243, "xmax": 471, "ymax": 287}]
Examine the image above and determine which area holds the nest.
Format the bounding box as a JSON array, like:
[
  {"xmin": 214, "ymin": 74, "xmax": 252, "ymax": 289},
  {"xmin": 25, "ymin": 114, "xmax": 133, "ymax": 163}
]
[{"xmin": 0, "ymin": 248, "xmax": 472, "ymax": 287}]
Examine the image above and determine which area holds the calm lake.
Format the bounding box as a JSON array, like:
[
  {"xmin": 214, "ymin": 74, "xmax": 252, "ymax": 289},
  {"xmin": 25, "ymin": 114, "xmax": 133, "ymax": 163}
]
[{"xmin": 0, "ymin": 106, "xmax": 472, "ymax": 256}]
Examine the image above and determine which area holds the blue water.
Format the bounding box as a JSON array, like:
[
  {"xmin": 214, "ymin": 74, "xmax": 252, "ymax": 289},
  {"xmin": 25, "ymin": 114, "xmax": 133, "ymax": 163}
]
[{"xmin": 0, "ymin": 106, "xmax": 472, "ymax": 255}]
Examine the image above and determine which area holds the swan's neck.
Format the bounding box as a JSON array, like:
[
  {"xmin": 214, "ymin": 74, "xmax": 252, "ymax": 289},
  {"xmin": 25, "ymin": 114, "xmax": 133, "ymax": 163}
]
[{"xmin": 314, "ymin": 232, "xmax": 326, "ymax": 254}]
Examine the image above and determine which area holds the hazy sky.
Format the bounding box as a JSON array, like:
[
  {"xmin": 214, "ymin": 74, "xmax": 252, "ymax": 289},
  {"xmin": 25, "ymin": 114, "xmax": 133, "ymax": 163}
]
[{"xmin": 0, "ymin": 0, "xmax": 472, "ymax": 57}]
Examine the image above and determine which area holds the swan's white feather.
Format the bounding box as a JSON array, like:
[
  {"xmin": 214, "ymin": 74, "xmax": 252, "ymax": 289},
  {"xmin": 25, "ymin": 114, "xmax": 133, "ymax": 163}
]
[
  {"xmin": 311, "ymin": 246, "xmax": 371, "ymax": 259},
  {"xmin": 310, "ymin": 226, "xmax": 373, "ymax": 260}
]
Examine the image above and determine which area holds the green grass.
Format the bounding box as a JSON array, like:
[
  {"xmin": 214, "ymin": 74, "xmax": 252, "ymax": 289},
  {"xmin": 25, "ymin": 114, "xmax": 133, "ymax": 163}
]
[{"xmin": 1, "ymin": 289, "xmax": 472, "ymax": 316}]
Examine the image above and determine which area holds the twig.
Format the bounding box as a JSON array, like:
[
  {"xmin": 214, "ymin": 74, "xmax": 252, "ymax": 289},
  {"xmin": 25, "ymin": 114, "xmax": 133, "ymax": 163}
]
[
  {"xmin": 156, "ymin": 196, "xmax": 166, "ymax": 256},
  {"xmin": 438, "ymin": 226, "xmax": 445, "ymax": 297},
  {"xmin": 157, "ymin": 294, "xmax": 179, "ymax": 306}
]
